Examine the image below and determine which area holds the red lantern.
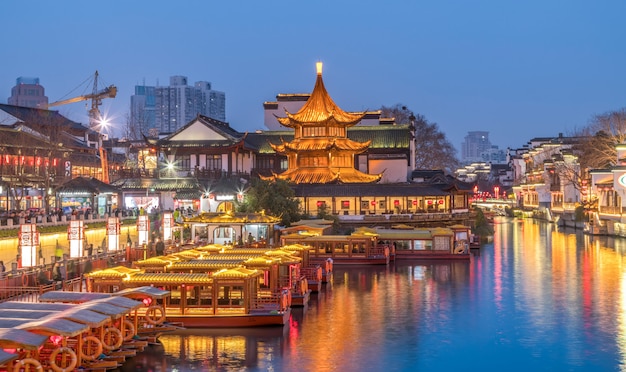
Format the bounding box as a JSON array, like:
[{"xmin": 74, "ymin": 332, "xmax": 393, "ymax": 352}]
[{"xmin": 371, "ymin": 200, "xmax": 376, "ymax": 206}]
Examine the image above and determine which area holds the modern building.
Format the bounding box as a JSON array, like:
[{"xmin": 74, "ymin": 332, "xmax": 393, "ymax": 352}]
[
  {"xmin": 130, "ymin": 76, "xmax": 226, "ymax": 136},
  {"xmin": 7, "ymin": 77, "xmax": 48, "ymax": 108},
  {"xmin": 461, "ymin": 131, "xmax": 491, "ymax": 164}
]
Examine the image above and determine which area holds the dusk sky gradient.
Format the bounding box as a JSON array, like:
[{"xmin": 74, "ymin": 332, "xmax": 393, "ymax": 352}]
[{"xmin": 2, "ymin": 1, "xmax": 625, "ymax": 154}]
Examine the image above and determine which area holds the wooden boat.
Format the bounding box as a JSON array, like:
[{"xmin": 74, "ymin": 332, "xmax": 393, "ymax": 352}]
[
  {"xmin": 86, "ymin": 268, "xmax": 292, "ymax": 328},
  {"xmin": 373, "ymin": 225, "xmax": 472, "ymax": 260},
  {"xmin": 281, "ymin": 233, "xmax": 391, "ymax": 265},
  {"xmin": 131, "ymin": 245, "xmax": 311, "ymax": 308}
]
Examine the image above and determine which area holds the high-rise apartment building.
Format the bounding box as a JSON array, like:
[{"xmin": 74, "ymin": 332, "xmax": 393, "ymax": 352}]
[
  {"xmin": 8, "ymin": 77, "xmax": 48, "ymax": 108},
  {"xmin": 130, "ymin": 76, "xmax": 226, "ymax": 136},
  {"xmin": 461, "ymin": 131, "xmax": 492, "ymax": 164}
]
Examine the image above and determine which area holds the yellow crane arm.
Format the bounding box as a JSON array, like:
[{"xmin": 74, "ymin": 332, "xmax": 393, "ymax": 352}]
[{"xmin": 45, "ymin": 85, "xmax": 118, "ymax": 109}]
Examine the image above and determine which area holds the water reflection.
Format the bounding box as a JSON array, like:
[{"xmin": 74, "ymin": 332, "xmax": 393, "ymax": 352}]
[{"xmin": 122, "ymin": 219, "xmax": 626, "ymax": 371}]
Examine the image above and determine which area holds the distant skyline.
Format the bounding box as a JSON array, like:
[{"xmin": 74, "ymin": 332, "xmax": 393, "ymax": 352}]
[{"xmin": 2, "ymin": 1, "xmax": 625, "ymax": 154}]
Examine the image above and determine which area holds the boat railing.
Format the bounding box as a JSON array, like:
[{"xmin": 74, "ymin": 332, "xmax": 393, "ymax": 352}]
[
  {"xmin": 301, "ymin": 266, "xmax": 322, "ymax": 282},
  {"xmin": 251, "ymin": 290, "xmax": 289, "ymax": 312}
]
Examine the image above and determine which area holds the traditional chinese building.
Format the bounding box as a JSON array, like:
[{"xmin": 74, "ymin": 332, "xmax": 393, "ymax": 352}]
[{"xmin": 265, "ymin": 62, "xmax": 381, "ymax": 184}]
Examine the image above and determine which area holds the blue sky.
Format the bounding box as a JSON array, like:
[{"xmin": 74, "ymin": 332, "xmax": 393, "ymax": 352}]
[{"xmin": 2, "ymin": 1, "xmax": 625, "ymax": 153}]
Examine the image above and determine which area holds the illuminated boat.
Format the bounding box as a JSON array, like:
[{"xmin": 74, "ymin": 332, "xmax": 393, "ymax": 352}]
[{"xmin": 86, "ymin": 267, "xmax": 291, "ymax": 328}]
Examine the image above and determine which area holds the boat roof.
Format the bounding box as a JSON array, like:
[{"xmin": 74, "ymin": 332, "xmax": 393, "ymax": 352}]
[
  {"xmin": 20, "ymin": 318, "xmax": 89, "ymax": 337},
  {"xmin": 114, "ymin": 286, "xmax": 171, "ymax": 299},
  {"xmin": 125, "ymin": 272, "xmax": 214, "ymax": 286},
  {"xmin": 0, "ymin": 328, "xmax": 48, "ymax": 350},
  {"xmin": 38, "ymin": 291, "xmax": 111, "ymax": 303},
  {"xmin": 53, "ymin": 308, "xmax": 110, "ymax": 328},
  {"xmin": 0, "ymin": 349, "xmax": 18, "ymax": 366}
]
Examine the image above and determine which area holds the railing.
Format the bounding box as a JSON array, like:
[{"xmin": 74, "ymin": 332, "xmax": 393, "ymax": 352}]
[{"xmin": 599, "ymin": 206, "xmax": 623, "ymax": 215}]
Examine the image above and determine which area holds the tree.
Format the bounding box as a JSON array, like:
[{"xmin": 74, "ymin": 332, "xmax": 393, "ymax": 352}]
[
  {"xmin": 380, "ymin": 104, "xmax": 459, "ymax": 172},
  {"xmin": 236, "ymin": 178, "xmax": 301, "ymax": 226},
  {"xmin": 574, "ymin": 108, "xmax": 626, "ymax": 170}
]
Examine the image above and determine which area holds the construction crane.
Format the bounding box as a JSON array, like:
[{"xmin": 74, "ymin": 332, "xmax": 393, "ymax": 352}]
[{"xmin": 46, "ymin": 71, "xmax": 116, "ymax": 183}]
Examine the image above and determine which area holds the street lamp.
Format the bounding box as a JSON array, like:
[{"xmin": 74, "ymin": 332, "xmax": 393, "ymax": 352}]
[{"xmin": 494, "ymin": 186, "xmax": 500, "ymax": 199}]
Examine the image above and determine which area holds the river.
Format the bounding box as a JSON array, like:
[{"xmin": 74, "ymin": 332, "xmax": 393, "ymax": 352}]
[{"xmin": 120, "ymin": 218, "xmax": 626, "ymax": 371}]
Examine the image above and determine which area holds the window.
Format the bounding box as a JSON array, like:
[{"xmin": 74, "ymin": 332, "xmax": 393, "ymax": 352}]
[
  {"xmin": 175, "ymin": 154, "xmax": 191, "ymax": 170},
  {"xmin": 206, "ymin": 154, "xmax": 221, "ymax": 170},
  {"xmin": 332, "ymin": 155, "xmax": 352, "ymax": 167},
  {"xmin": 299, "ymin": 156, "xmax": 328, "ymax": 167},
  {"xmin": 303, "ymin": 127, "xmax": 325, "ymax": 137},
  {"xmin": 361, "ymin": 201, "xmax": 369, "ymax": 210},
  {"xmin": 379, "ymin": 200, "xmax": 385, "ymax": 209}
]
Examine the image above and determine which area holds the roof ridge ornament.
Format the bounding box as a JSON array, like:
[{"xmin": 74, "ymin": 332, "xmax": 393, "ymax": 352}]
[{"xmin": 316, "ymin": 61, "xmax": 323, "ymax": 75}]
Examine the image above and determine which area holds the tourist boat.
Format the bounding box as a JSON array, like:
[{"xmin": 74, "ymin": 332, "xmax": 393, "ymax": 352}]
[
  {"xmin": 280, "ymin": 231, "xmax": 391, "ymax": 265},
  {"xmin": 375, "ymin": 225, "xmax": 471, "ymax": 260},
  {"xmin": 280, "ymin": 222, "xmax": 471, "ymax": 261},
  {"xmin": 131, "ymin": 245, "xmax": 311, "ymax": 308},
  {"xmin": 0, "ymin": 294, "xmax": 147, "ymax": 372},
  {"xmin": 86, "ymin": 266, "xmax": 292, "ymax": 328}
]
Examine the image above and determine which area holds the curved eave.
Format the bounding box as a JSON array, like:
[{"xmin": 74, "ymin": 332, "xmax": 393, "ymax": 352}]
[
  {"xmin": 277, "ymin": 73, "xmax": 364, "ymax": 127},
  {"xmin": 282, "ymin": 138, "xmax": 371, "ymax": 153},
  {"xmin": 275, "ymin": 167, "xmax": 381, "ymax": 184}
]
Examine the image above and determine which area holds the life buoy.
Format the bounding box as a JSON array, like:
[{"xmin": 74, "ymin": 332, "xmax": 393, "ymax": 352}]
[
  {"xmin": 123, "ymin": 319, "xmax": 135, "ymax": 341},
  {"xmin": 81, "ymin": 335, "xmax": 103, "ymax": 361},
  {"xmin": 13, "ymin": 358, "xmax": 43, "ymax": 372},
  {"xmin": 21, "ymin": 272, "xmax": 28, "ymax": 287},
  {"xmin": 454, "ymin": 242, "xmax": 466, "ymax": 254},
  {"xmin": 49, "ymin": 346, "xmax": 77, "ymax": 372},
  {"xmin": 101, "ymin": 327, "xmax": 123, "ymax": 351},
  {"xmin": 144, "ymin": 305, "xmax": 166, "ymax": 325}
]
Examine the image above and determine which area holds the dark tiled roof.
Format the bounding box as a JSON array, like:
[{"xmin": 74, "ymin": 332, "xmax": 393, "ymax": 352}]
[
  {"xmin": 246, "ymin": 125, "xmax": 411, "ymax": 155},
  {"xmin": 112, "ymin": 177, "xmax": 202, "ymax": 191},
  {"xmin": 55, "ymin": 176, "xmax": 120, "ymax": 194},
  {"xmin": 159, "ymin": 114, "xmax": 243, "ymax": 144},
  {"xmin": 0, "ymin": 103, "xmax": 89, "ymax": 135},
  {"xmin": 347, "ymin": 125, "xmax": 411, "ymax": 149}
]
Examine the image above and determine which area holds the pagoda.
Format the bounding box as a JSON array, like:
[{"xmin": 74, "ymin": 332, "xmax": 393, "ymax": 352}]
[{"xmin": 267, "ymin": 62, "xmax": 382, "ymax": 184}]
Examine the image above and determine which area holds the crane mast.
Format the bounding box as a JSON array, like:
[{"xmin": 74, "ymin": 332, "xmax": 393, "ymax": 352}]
[{"xmin": 46, "ymin": 71, "xmax": 116, "ymax": 183}]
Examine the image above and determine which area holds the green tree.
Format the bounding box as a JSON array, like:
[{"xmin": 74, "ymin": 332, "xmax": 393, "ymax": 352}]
[
  {"xmin": 472, "ymin": 208, "xmax": 494, "ymax": 237},
  {"xmin": 380, "ymin": 104, "xmax": 459, "ymax": 172},
  {"xmin": 237, "ymin": 179, "xmax": 301, "ymax": 226}
]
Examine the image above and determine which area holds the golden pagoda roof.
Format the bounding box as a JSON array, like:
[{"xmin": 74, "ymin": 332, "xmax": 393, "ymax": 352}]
[
  {"xmin": 272, "ymin": 166, "xmax": 382, "ymax": 184},
  {"xmin": 270, "ymin": 137, "xmax": 371, "ymax": 154},
  {"xmin": 276, "ymin": 62, "xmax": 364, "ymax": 128}
]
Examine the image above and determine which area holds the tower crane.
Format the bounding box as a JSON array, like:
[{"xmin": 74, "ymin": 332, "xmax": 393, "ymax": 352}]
[{"xmin": 45, "ymin": 71, "xmax": 116, "ymax": 183}]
